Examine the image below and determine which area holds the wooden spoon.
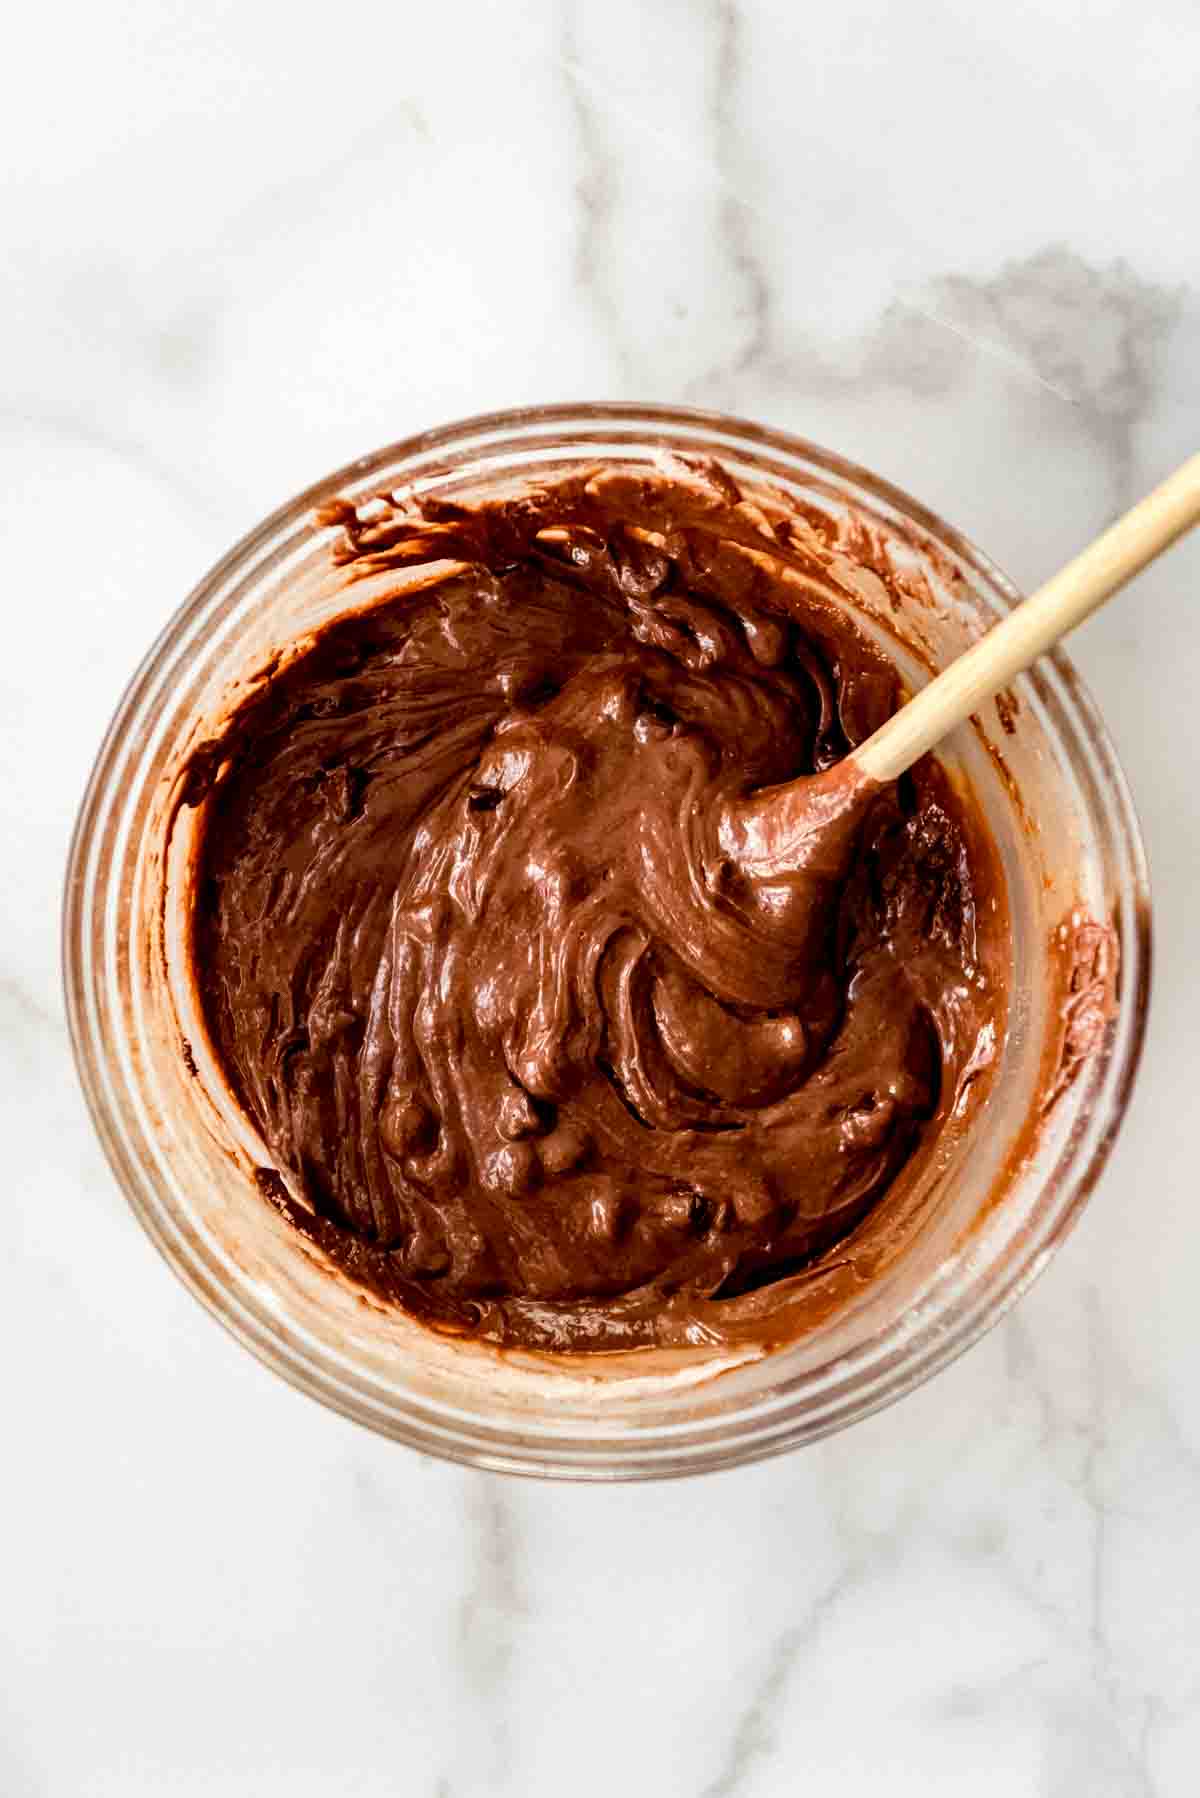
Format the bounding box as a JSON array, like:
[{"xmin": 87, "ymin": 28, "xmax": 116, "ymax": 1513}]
[{"xmin": 721, "ymin": 452, "xmax": 1200, "ymax": 884}]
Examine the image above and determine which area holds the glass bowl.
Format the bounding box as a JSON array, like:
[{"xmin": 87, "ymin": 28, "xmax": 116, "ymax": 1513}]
[{"xmin": 63, "ymin": 404, "xmax": 1150, "ymax": 1479}]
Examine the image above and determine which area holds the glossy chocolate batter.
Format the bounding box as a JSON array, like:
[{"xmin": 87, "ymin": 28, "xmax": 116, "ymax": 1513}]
[{"xmin": 188, "ymin": 463, "xmax": 1007, "ymax": 1351}]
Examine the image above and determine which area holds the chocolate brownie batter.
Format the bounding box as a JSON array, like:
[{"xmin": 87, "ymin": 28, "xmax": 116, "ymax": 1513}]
[{"xmin": 188, "ymin": 463, "xmax": 1007, "ymax": 1351}]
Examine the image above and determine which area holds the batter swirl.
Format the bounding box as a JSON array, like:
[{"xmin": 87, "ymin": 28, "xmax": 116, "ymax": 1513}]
[{"xmin": 189, "ymin": 464, "xmax": 1005, "ymax": 1350}]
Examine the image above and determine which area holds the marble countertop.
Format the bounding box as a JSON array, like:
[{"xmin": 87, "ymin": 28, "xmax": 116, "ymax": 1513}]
[{"xmin": 4, "ymin": 2, "xmax": 1199, "ymax": 1792}]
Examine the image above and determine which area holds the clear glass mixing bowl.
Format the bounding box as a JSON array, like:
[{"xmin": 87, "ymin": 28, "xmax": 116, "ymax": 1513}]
[{"xmin": 63, "ymin": 404, "xmax": 1150, "ymax": 1479}]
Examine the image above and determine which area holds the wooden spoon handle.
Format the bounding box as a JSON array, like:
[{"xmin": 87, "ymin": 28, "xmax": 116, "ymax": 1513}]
[{"xmin": 854, "ymin": 451, "xmax": 1200, "ymax": 785}]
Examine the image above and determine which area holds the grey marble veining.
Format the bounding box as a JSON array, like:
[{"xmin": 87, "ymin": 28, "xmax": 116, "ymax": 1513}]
[{"xmin": 3, "ymin": 1, "xmax": 1199, "ymax": 1793}]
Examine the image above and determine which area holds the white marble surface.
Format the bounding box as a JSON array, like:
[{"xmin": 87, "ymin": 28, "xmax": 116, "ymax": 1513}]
[{"xmin": 3, "ymin": 2, "xmax": 1199, "ymax": 1791}]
